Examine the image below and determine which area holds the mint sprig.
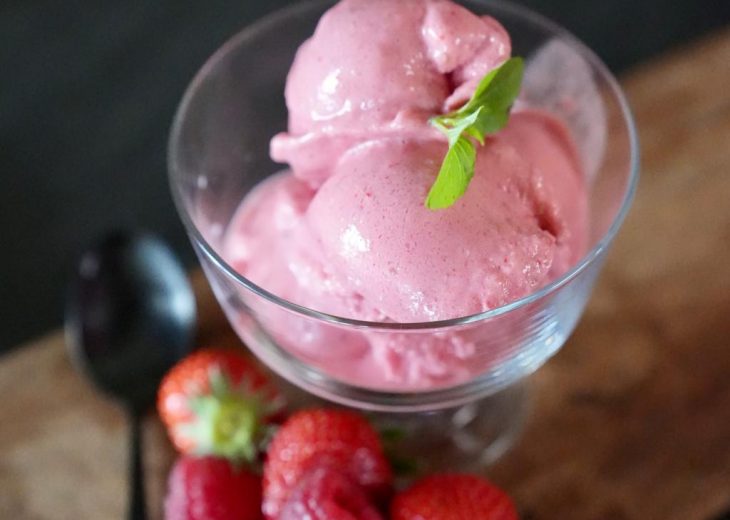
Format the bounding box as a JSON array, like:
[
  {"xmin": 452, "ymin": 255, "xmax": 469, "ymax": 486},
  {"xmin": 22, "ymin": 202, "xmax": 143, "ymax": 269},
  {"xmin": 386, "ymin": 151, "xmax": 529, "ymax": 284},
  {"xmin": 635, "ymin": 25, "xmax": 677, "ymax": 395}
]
[{"xmin": 425, "ymin": 57, "xmax": 525, "ymax": 210}]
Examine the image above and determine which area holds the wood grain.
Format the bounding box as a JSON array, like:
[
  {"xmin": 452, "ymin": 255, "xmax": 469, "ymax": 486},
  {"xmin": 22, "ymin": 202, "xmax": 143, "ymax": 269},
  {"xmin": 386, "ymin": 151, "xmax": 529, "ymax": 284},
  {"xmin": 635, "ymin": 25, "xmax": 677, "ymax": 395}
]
[
  {"xmin": 491, "ymin": 29, "xmax": 730, "ymax": 519},
  {"xmin": 1, "ymin": 28, "xmax": 729, "ymax": 520}
]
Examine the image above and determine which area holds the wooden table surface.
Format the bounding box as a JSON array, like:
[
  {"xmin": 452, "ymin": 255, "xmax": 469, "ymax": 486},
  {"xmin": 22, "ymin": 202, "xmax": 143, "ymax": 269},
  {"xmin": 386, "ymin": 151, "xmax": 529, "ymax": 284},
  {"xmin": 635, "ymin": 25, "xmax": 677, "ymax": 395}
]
[{"xmin": 2, "ymin": 28, "xmax": 730, "ymax": 520}]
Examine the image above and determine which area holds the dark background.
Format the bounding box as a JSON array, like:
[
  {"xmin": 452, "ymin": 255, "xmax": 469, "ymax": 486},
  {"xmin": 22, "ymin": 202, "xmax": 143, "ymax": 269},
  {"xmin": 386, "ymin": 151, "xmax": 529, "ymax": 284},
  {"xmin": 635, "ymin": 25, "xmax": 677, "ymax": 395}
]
[{"xmin": 1, "ymin": 0, "xmax": 728, "ymax": 351}]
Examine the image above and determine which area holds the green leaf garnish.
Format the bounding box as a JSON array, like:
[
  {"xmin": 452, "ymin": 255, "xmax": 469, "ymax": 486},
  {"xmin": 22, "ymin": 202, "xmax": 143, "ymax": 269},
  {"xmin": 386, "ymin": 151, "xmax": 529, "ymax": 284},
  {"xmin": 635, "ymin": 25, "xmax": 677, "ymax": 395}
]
[
  {"xmin": 425, "ymin": 57, "xmax": 525, "ymax": 210},
  {"xmin": 424, "ymin": 135, "xmax": 477, "ymax": 209}
]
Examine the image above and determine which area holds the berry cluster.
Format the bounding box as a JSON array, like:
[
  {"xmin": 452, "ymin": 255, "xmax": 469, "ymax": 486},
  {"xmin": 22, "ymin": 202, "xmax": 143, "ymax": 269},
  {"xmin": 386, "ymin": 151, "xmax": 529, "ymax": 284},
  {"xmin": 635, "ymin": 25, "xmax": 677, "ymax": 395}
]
[{"xmin": 158, "ymin": 348, "xmax": 518, "ymax": 519}]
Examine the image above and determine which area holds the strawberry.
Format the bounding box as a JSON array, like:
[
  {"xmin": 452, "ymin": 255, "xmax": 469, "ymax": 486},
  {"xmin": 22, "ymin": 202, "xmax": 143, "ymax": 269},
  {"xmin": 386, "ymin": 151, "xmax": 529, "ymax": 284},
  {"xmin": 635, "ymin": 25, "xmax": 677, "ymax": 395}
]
[
  {"xmin": 157, "ymin": 348, "xmax": 283, "ymax": 461},
  {"xmin": 278, "ymin": 464, "xmax": 384, "ymax": 520},
  {"xmin": 262, "ymin": 409, "xmax": 392, "ymax": 519},
  {"xmin": 390, "ymin": 473, "xmax": 518, "ymax": 520},
  {"xmin": 164, "ymin": 455, "xmax": 262, "ymax": 520}
]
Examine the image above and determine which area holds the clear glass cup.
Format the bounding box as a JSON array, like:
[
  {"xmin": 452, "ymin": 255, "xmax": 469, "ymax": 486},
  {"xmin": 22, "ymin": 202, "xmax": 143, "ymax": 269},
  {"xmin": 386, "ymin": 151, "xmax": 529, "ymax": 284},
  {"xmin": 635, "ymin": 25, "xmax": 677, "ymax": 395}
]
[{"xmin": 168, "ymin": 0, "xmax": 638, "ymax": 472}]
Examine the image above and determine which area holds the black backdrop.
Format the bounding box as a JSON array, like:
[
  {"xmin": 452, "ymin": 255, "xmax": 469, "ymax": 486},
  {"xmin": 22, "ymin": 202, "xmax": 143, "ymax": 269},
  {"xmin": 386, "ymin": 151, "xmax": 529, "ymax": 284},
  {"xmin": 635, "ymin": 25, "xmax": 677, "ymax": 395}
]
[{"xmin": 1, "ymin": 0, "xmax": 728, "ymax": 350}]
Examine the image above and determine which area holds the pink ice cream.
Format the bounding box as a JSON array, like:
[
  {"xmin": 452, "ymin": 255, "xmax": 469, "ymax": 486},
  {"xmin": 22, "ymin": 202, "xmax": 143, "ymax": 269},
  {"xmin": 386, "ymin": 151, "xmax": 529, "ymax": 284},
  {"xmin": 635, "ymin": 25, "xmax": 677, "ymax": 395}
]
[
  {"xmin": 222, "ymin": 0, "xmax": 588, "ymax": 389},
  {"xmin": 270, "ymin": 0, "xmax": 510, "ymax": 186}
]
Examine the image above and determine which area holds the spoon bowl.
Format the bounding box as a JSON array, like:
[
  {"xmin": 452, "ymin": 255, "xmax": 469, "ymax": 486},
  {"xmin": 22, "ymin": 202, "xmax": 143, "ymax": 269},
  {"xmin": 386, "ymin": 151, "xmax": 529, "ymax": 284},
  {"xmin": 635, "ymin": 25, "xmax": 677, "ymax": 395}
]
[{"xmin": 66, "ymin": 231, "xmax": 196, "ymax": 409}]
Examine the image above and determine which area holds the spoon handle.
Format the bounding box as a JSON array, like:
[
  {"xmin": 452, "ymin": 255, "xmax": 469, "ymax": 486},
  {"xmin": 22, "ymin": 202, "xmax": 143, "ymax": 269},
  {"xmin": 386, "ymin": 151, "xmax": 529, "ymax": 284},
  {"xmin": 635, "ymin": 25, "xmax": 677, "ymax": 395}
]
[{"xmin": 128, "ymin": 409, "xmax": 147, "ymax": 520}]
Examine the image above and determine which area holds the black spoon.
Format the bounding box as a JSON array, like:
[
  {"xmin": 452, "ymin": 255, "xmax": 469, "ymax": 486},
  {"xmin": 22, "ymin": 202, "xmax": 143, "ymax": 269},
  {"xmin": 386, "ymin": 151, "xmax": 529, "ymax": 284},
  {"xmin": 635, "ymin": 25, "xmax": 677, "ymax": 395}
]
[{"xmin": 65, "ymin": 231, "xmax": 196, "ymax": 520}]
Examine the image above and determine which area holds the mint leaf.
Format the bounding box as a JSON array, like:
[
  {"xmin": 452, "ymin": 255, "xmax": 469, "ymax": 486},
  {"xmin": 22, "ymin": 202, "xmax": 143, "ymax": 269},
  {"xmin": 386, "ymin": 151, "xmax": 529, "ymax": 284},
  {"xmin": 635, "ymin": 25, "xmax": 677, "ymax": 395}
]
[
  {"xmin": 425, "ymin": 57, "xmax": 524, "ymax": 210},
  {"xmin": 425, "ymin": 135, "xmax": 476, "ymax": 209},
  {"xmin": 456, "ymin": 66, "xmax": 502, "ymax": 116},
  {"xmin": 443, "ymin": 107, "xmax": 483, "ymax": 147},
  {"xmin": 460, "ymin": 57, "xmax": 524, "ymax": 117}
]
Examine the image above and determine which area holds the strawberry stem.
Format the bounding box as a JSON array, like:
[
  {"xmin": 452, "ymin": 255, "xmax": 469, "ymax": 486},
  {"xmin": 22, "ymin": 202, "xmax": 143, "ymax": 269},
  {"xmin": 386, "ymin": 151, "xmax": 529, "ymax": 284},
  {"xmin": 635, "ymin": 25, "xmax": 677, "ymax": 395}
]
[{"xmin": 176, "ymin": 368, "xmax": 277, "ymax": 463}]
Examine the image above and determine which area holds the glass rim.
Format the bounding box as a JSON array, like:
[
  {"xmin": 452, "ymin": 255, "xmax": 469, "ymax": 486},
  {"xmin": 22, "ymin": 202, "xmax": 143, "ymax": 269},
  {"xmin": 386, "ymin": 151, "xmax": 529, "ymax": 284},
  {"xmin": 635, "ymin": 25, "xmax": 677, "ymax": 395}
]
[{"xmin": 168, "ymin": 0, "xmax": 640, "ymax": 333}]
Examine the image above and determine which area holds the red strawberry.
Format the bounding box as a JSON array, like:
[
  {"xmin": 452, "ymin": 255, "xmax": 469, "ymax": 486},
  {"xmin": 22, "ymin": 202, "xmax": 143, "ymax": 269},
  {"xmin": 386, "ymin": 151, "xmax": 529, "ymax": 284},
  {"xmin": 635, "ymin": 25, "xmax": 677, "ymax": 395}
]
[
  {"xmin": 164, "ymin": 455, "xmax": 262, "ymax": 520},
  {"xmin": 279, "ymin": 464, "xmax": 384, "ymax": 520},
  {"xmin": 390, "ymin": 473, "xmax": 518, "ymax": 520},
  {"xmin": 262, "ymin": 409, "xmax": 392, "ymax": 519},
  {"xmin": 157, "ymin": 348, "xmax": 283, "ymax": 461}
]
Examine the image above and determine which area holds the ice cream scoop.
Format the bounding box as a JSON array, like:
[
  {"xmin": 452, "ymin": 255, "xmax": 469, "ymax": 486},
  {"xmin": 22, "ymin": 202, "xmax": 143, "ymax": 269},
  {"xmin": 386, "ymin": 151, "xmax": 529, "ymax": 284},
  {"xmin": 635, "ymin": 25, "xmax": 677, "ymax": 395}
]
[{"xmin": 271, "ymin": 0, "xmax": 512, "ymax": 186}]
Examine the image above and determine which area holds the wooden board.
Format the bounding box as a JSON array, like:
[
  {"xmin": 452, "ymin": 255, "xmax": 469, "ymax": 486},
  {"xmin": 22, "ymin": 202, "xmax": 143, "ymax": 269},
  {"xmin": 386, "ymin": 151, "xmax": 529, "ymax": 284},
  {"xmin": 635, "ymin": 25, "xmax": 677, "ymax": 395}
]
[{"xmin": 1, "ymin": 27, "xmax": 730, "ymax": 520}]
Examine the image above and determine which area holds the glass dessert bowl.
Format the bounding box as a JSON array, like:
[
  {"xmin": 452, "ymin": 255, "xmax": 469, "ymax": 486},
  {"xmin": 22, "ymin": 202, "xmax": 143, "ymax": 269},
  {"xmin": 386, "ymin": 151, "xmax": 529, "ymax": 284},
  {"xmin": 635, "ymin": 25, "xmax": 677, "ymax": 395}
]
[{"xmin": 168, "ymin": 0, "xmax": 638, "ymax": 471}]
